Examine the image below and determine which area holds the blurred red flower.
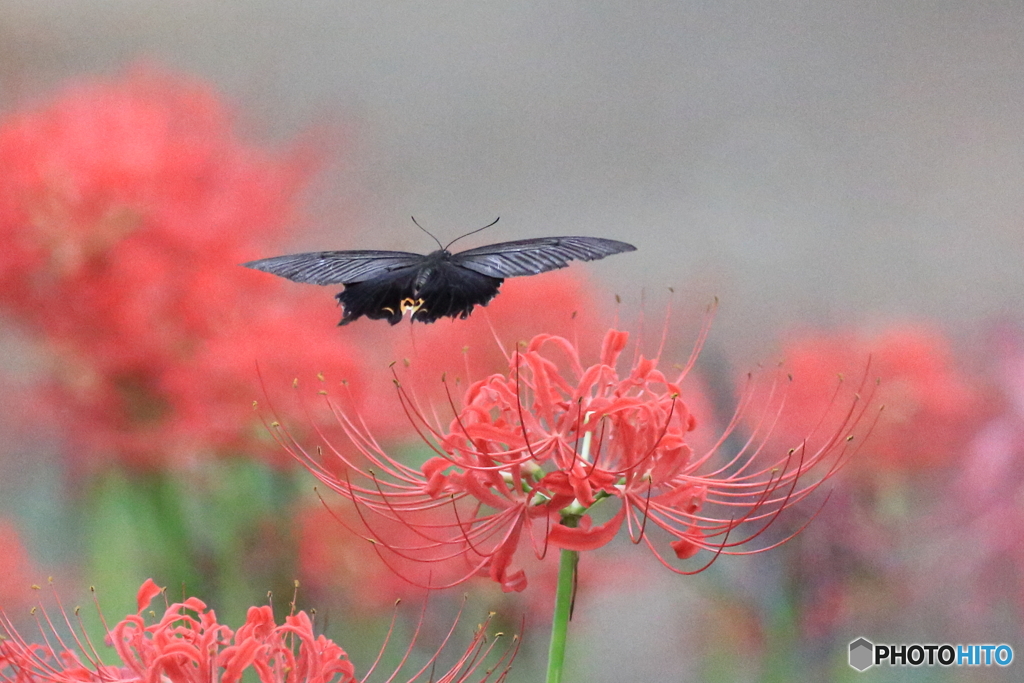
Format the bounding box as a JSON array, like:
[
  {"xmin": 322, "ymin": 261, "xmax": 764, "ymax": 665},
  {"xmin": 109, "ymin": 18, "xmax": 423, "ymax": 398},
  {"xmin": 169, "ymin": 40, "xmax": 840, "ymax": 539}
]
[
  {"xmin": 0, "ymin": 68, "xmax": 370, "ymax": 471},
  {"xmin": 0, "ymin": 68, "xmax": 309, "ymax": 314},
  {"xmin": 275, "ymin": 322, "xmax": 872, "ymax": 592},
  {"xmin": 0, "ymin": 520, "xmax": 36, "ymax": 614},
  {"xmin": 761, "ymin": 325, "xmax": 983, "ymax": 476},
  {"xmin": 729, "ymin": 325, "xmax": 983, "ymax": 644},
  {"xmin": 296, "ymin": 501, "xmax": 467, "ymax": 613},
  {"xmin": 0, "ymin": 579, "xmax": 516, "ymax": 683}
]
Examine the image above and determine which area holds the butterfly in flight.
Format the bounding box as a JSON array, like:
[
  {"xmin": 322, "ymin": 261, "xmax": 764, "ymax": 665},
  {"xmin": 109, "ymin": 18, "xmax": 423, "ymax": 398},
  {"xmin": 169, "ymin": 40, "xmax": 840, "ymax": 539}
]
[{"xmin": 243, "ymin": 218, "xmax": 636, "ymax": 325}]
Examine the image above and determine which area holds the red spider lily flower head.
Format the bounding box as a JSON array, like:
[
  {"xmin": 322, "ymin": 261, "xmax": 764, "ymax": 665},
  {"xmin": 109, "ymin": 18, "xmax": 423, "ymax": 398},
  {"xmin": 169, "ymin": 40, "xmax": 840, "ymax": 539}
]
[
  {"xmin": 760, "ymin": 325, "xmax": 983, "ymax": 477},
  {"xmin": 272, "ymin": 316, "xmax": 876, "ymax": 592},
  {"xmin": 0, "ymin": 68, "xmax": 377, "ymax": 472},
  {"xmin": 0, "ymin": 580, "xmax": 517, "ymax": 683},
  {"xmin": 0, "ymin": 67, "xmax": 313, "ymax": 313}
]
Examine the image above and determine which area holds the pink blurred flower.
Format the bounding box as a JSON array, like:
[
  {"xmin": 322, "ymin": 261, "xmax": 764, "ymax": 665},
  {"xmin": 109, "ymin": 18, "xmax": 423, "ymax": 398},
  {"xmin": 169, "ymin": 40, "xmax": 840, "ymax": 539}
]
[
  {"xmin": 0, "ymin": 580, "xmax": 516, "ymax": 683},
  {"xmin": 273, "ymin": 323, "xmax": 872, "ymax": 592},
  {"xmin": 946, "ymin": 325, "xmax": 1024, "ymax": 634}
]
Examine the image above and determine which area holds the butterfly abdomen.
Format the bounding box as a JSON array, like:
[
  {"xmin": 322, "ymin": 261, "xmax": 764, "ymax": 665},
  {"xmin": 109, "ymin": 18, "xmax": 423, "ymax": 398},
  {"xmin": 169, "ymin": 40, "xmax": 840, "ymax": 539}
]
[
  {"xmin": 412, "ymin": 266, "xmax": 435, "ymax": 294},
  {"xmin": 412, "ymin": 262, "xmax": 503, "ymax": 323}
]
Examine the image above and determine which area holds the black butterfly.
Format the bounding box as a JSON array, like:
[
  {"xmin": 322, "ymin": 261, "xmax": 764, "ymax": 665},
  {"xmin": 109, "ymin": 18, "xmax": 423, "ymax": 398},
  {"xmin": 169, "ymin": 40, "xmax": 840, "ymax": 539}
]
[{"xmin": 243, "ymin": 218, "xmax": 636, "ymax": 325}]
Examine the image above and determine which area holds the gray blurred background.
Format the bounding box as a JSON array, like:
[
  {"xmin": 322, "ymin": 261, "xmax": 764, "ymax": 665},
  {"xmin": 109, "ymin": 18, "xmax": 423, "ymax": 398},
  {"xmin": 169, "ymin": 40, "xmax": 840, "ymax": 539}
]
[{"xmin": 4, "ymin": 0, "xmax": 1021, "ymax": 361}]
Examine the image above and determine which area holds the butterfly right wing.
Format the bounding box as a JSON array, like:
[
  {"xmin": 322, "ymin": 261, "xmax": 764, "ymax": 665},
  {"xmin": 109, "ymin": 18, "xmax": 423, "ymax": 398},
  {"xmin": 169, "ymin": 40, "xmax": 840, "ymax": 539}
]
[
  {"xmin": 242, "ymin": 250, "xmax": 424, "ymax": 285},
  {"xmin": 450, "ymin": 237, "xmax": 636, "ymax": 278}
]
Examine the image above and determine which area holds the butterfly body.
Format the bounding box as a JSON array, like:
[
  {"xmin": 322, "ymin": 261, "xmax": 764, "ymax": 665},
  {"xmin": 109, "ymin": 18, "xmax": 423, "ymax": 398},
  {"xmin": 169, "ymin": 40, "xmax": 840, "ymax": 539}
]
[
  {"xmin": 244, "ymin": 235, "xmax": 635, "ymax": 325},
  {"xmin": 335, "ymin": 249, "xmax": 502, "ymax": 324}
]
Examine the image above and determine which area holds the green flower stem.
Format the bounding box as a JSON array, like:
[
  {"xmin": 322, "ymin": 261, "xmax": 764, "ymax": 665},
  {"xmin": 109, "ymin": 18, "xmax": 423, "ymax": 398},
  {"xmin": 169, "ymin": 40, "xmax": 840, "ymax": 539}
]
[
  {"xmin": 546, "ymin": 528, "xmax": 579, "ymax": 683},
  {"xmin": 547, "ymin": 410, "xmax": 592, "ymax": 682}
]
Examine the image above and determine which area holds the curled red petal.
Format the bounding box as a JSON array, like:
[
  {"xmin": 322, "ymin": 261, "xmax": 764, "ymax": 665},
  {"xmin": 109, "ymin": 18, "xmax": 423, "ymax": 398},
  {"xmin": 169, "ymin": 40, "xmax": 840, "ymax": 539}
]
[
  {"xmin": 547, "ymin": 504, "xmax": 626, "ymax": 551},
  {"xmin": 422, "ymin": 457, "xmax": 452, "ymax": 497},
  {"xmin": 499, "ymin": 568, "xmax": 528, "ymax": 593},
  {"xmin": 599, "ymin": 329, "xmax": 630, "ymax": 366},
  {"xmin": 135, "ymin": 578, "xmax": 164, "ymax": 613},
  {"xmin": 671, "ymin": 529, "xmax": 704, "ymax": 560}
]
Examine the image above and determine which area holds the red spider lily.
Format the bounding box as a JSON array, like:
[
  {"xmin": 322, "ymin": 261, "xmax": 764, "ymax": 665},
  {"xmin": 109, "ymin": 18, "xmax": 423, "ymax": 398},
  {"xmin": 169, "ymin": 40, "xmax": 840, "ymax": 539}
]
[
  {"xmin": 0, "ymin": 68, "xmax": 312, "ymax": 322},
  {"xmin": 271, "ymin": 320, "xmax": 876, "ymax": 592},
  {"xmin": 0, "ymin": 580, "xmax": 517, "ymax": 683},
  {"xmin": 0, "ymin": 68, "xmax": 377, "ymax": 471},
  {"xmin": 724, "ymin": 325, "xmax": 983, "ymax": 644}
]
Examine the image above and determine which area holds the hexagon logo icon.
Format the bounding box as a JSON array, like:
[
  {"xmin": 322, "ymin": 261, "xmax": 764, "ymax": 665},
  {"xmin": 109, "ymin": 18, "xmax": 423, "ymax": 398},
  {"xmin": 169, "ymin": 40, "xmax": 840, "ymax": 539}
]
[{"xmin": 849, "ymin": 638, "xmax": 874, "ymax": 671}]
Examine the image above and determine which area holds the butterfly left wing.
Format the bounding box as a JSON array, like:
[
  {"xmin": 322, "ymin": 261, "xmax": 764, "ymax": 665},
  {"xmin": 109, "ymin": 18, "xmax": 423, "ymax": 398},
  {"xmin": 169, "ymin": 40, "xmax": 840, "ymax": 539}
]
[
  {"xmin": 450, "ymin": 236, "xmax": 636, "ymax": 278},
  {"xmin": 242, "ymin": 250, "xmax": 424, "ymax": 285}
]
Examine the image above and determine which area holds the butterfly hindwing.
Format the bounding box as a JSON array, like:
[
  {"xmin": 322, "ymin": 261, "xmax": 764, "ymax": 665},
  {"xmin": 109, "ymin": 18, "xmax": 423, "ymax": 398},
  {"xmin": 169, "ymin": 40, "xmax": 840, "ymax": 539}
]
[
  {"xmin": 450, "ymin": 236, "xmax": 636, "ymax": 278},
  {"xmin": 336, "ymin": 260, "xmax": 502, "ymax": 325},
  {"xmin": 334, "ymin": 266, "xmax": 421, "ymax": 325}
]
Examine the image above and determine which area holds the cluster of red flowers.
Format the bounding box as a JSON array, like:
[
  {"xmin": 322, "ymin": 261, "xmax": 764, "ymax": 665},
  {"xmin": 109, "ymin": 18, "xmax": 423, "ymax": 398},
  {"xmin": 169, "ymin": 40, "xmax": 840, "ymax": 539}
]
[
  {"xmin": 0, "ymin": 580, "xmax": 516, "ymax": 683},
  {"xmin": 3, "ymin": 65, "xmax": 964, "ymax": 676},
  {"xmin": 0, "ymin": 66, "xmax": 626, "ymax": 627},
  {"xmin": 277, "ymin": 321, "xmax": 875, "ymax": 593}
]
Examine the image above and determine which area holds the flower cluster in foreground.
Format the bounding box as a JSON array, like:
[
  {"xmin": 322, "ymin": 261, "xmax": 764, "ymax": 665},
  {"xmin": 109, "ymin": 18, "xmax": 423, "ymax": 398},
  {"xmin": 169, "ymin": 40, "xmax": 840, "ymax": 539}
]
[
  {"xmin": 0, "ymin": 580, "xmax": 516, "ymax": 683},
  {"xmin": 274, "ymin": 325, "xmax": 877, "ymax": 592}
]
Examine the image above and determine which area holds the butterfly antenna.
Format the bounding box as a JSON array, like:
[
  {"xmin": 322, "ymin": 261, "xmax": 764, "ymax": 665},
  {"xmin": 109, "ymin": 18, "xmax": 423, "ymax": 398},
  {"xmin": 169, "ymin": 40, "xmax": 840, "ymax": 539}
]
[
  {"xmin": 410, "ymin": 216, "xmax": 444, "ymax": 251},
  {"xmin": 443, "ymin": 217, "xmax": 500, "ymax": 251}
]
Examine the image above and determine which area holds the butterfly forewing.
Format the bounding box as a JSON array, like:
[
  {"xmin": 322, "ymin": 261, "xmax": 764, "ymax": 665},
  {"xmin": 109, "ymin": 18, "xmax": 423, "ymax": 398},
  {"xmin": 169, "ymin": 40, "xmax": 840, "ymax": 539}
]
[
  {"xmin": 451, "ymin": 236, "xmax": 636, "ymax": 278},
  {"xmin": 242, "ymin": 250, "xmax": 423, "ymax": 285}
]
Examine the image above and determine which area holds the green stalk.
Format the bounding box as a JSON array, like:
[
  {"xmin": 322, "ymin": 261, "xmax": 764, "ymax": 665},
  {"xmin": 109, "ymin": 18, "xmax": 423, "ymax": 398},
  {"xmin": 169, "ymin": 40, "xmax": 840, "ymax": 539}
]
[
  {"xmin": 546, "ymin": 411, "xmax": 593, "ymax": 682},
  {"xmin": 546, "ymin": 531, "xmax": 579, "ymax": 683}
]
